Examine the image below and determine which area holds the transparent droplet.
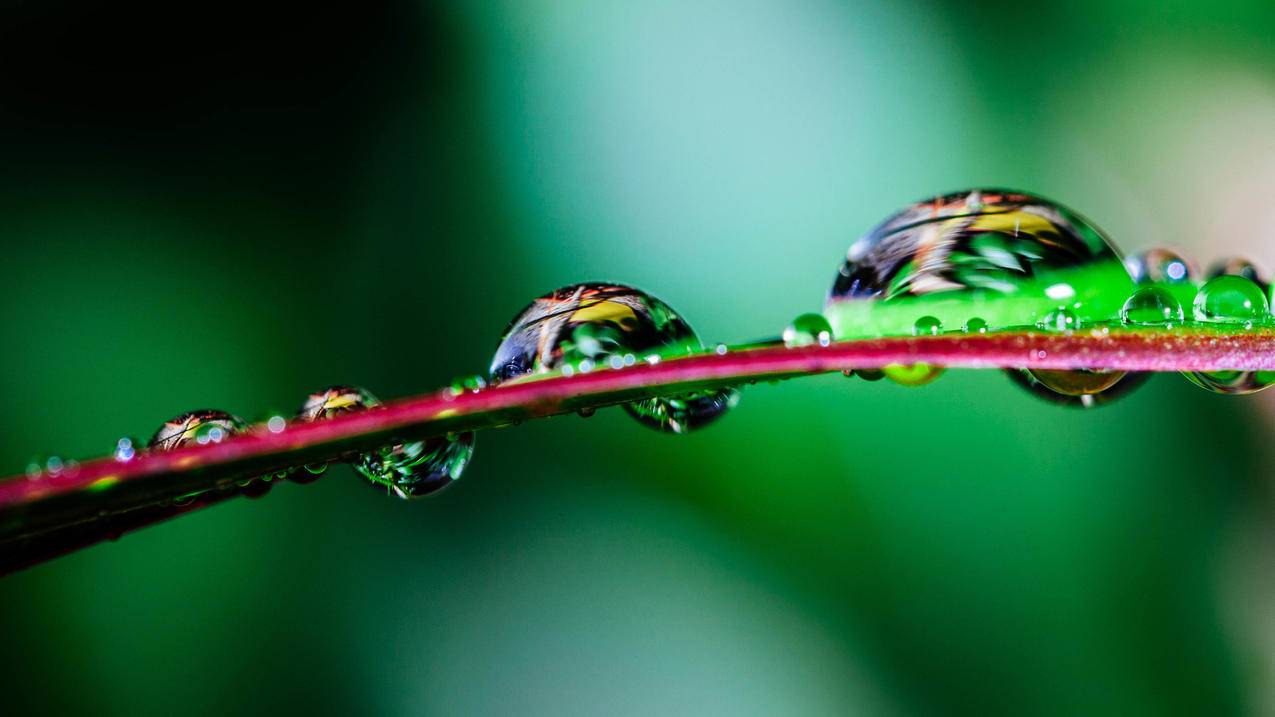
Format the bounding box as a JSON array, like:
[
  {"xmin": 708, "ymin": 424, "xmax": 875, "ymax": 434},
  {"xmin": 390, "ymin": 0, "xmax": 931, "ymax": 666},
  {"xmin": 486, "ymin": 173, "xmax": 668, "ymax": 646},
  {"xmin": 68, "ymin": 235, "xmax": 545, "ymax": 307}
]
[
  {"xmin": 1007, "ymin": 370, "xmax": 1148, "ymax": 409},
  {"xmin": 822, "ymin": 189, "xmax": 1140, "ymax": 407},
  {"xmin": 963, "ymin": 317, "xmax": 989, "ymax": 334},
  {"xmin": 783, "ymin": 313, "xmax": 833, "ymax": 348},
  {"xmin": 25, "ymin": 458, "xmax": 43, "ymax": 479},
  {"xmin": 912, "ymin": 316, "xmax": 943, "ymax": 336},
  {"xmin": 297, "ymin": 385, "xmax": 379, "ymax": 421},
  {"xmin": 1120, "ymin": 286, "xmax": 1184, "ymax": 326},
  {"xmin": 1125, "ymin": 248, "xmax": 1195, "ymax": 284},
  {"xmin": 883, "ymin": 363, "xmax": 944, "ymax": 387},
  {"xmin": 490, "ymin": 282, "xmax": 738, "ymax": 433},
  {"xmin": 149, "ymin": 410, "xmax": 246, "ymax": 452},
  {"xmin": 1181, "ymin": 370, "xmax": 1275, "ymax": 395},
  {"xmin": 357, "ymin": 431, "xmax": 474, "ymax": 499},
  {"xmin": 266, "ymin": 415, "xmax": 287, "ymax": 433},
  {"xmin": 1193, "ymin": 275, "xmax": 1270, "ymax": 324},
  {"xmin": 113, "ymin": 437, "xmax": 138, "ymax": 462},
  {"xmin": 1038, "ymin": 306, "xmax": 1080, "ymax": 332}
]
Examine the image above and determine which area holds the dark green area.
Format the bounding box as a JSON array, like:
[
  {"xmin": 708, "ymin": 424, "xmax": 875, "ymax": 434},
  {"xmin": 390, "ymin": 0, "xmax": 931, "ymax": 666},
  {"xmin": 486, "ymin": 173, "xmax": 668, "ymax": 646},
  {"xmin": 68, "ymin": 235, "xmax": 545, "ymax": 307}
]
[{"xmin": 2, "ymin": 1, "xmax": 1274, "ymax": 714}]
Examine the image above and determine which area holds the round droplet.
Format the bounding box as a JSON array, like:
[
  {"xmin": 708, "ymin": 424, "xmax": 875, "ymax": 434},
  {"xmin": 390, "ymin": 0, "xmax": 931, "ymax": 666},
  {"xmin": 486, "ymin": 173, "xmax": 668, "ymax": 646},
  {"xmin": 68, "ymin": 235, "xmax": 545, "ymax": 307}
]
[
  {"xmin": 1120, "ymin": 286, "xmax": 1184, "ymax": 325},
  {"xmin": 1125, "ymin": 248, "xmax": 1195, "ymax": 284},
  {"xmin": 912, "ymin": 315, "xmax": 942, "ymax": 336},
  {"xmin": 490, "ymin": 282, "xmax": 738, "ymax": 433},
  {"xmin": 883, "ymin": 363, "xmax": 944, "ymax": 387},
  {"xmin": 963, "ymin": 317, "xmax": 989, "ymax": 334},
  {"xmin": 265, "ymin": 415, "xmax": 287, "ymax": 433},
  {"xmin": 113, "ymin": 437, "xmax": 138, "ymax": 462},
  {"xmin": 783, "ymin": 313, "xmax": 833, "ymax": 348},
  {"xmin": 856, "ymin": 369, "xmax": 885, "ymax": 382},
  {"xmin": 1192, "ymin": 275, "xmax": 1270, "ymax": 324},
  {"xmin": 1038, "ymin": 306, "xmax": 1080, "ymax": 332},
  {"xmin": 1007, "ymin": 370, "xmax": 1148, "ymax": 409},
  {"xmin": 1208, "ymin": 256, "xmax": 1266, "ymax": 288},
  {"xmin": 298, "ymin": 385, "xmax": 379, "ymax": 421},
  {"xmin": 1181, "ymin": 370, "xmax": 1275, "ymax": 395},
  {"xmin": 149, "ymin": 410, "xmax": 245, "ymax": 452},
  {"xmin": 826, "ymin": 189, "xmax": 1132, "ymax": 335},
  {"xmin": 357, "ymin": 431, "xmax": 474, "ymax": 499}
]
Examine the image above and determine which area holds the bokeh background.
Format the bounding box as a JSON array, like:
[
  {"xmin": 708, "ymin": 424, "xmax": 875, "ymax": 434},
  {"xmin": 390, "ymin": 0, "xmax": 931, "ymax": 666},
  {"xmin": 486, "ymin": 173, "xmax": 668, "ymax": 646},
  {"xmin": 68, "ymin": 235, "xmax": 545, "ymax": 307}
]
[{"xmin": 3, "ymin": 1, "xmax": 1275, "ymax": 714}]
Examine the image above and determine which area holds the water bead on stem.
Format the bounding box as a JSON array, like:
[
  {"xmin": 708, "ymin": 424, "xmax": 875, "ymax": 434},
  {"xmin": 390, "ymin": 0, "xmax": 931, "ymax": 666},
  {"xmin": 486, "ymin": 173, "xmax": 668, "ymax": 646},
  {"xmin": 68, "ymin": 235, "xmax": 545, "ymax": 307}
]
[
  {"xmin": 148, "ymin": 410, "xmax": 246, "ymax": 452},
  {"xmin": 1192, "ymin": 275, "xmax": 1270, "ymax": 325},
  {"xmin": 489, "ymin": 282, "xmax": 739, "ymax": 433},
  {"xmin": 1125, "ymin": 248, "xmax": 1195, "ymax": 285},
  {"xmin": 783, "ymin": 313, "xmax": 833, "ymax": 348},
  {"xmin": 1120, "ymin": 287, "xmax": 1184, "ymax": 326}
]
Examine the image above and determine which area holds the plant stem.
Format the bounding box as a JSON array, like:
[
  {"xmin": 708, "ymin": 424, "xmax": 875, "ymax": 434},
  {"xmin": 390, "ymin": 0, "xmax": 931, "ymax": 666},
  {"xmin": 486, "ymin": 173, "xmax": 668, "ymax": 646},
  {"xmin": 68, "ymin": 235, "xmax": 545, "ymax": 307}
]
[{"xmin": 2, "ymin": 328, "xmax": 1273, "ymax": 574}]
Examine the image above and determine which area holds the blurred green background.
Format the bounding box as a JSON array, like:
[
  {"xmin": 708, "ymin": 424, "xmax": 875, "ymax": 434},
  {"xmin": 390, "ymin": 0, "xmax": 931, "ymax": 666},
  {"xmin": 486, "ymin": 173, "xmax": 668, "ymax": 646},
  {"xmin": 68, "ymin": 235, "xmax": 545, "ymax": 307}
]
[{"xmin": 3, "ymin": 1, "xmax": 1275, "ymax": 714}]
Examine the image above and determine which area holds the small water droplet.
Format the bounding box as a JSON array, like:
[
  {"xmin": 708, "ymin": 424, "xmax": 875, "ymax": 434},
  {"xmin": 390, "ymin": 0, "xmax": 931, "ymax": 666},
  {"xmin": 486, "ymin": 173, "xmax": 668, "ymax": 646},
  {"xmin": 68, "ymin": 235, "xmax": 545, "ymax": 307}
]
[
  {"xmin": 1120, "ymin": 286, "xmax": 1184, "ymax": 326},
  {"xmin": 1193, "ymin": 275, "xmax": 1270, "ymax": 324},
  {"xmin": 25, "ymin": 459, "xmax": 42, "ymax": 479},
  {"xmin": 113, "ymin": 437, "xmax": 138, "ymax": 462},
  {"xmin": 912, "ymin": 316, "xmax": 943, "ymax": 336},
  {"xmin": 783, "ymin": 313, "xmax": 833, "ymax": 348},
  {"xmin": 149, "ymin": 410, "xmax": 246, "ymax": 452},
  {"xmin": 714, "ymin": 343, "xmax": 728, "ymax": 355},
  {"xmin": 883, "ymin": 363, "xmax": 944, "ymax": 387},
  {"xmin": 856, "ymin": 369, "xmax": 885, "ymax": 382},
  {"xmin": 963, "ymin": 318, "xmax": 989, "ymax": 334},
  {"xmin": 1038, "ymin": 306, "xmax": 1080, "ymax": 332},
  {"xmin": 577, "ymin": 406, "xmax": 596, "ymax": 419},
  {"xmin": 489, "ymin": 283, "xmax": 738, "ymax": 433},
  {"xmin": 266, "ymin": 415, "xmax": 287, "ymax": 433}
]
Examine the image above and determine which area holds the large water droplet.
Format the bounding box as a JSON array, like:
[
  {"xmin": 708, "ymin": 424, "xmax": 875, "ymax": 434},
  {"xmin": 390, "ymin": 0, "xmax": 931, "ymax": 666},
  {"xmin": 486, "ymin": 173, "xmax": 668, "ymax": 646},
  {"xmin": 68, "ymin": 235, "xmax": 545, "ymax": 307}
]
[
  {"xmin": 1120, "ymin": 286, "xmax": 1184, "ymax": 326},
  {"xmin": 1007, "ymin": 370, "xmax": 1149, "ymax": 408},
  {"xmin": 149, "ymin": 410, "xmax": 246, "ymax": 451},
  {"xmin": 1125, "ymin": 248, "xmax": 1195, "ymax": 285},
  {"xmin": 1182, "ymin": 370, "xmax": 1275, "ymax": 395},
  {"xmin": 822, "ymin": 189, "xmax": 1139, "ymax": 407},
  {"xmin": 783, "ymin": 313, "xmax": 833, "ymax": 347},
  {"xmin": 1193, "ymin": 275, "xmax": 1270, "ymax": 324},
  {"xmin": 490, "ymin": 283, "xmax": 738, "ymax": 432}
]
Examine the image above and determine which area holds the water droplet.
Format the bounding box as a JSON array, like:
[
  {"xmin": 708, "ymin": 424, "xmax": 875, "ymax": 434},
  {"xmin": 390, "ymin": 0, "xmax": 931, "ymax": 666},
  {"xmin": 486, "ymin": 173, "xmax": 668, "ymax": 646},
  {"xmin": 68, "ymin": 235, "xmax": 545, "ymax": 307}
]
[
  {"xmin": 1038, "ymin": 306, "xmax": 1080, "ymax": 332},
  {"xmin": 826, "ymin": 189, "xmax": 1132, "ymax": 335},
  {"xmin": 577, "ymin": 406, "xmax": 596, "ymax": 418},
  {"xmin": 783, "ymin": 313, "xmax": 833, "ymax": 348},
  {"xmin": 823, "ymin": 189, "xmax": 1140, "ymax": 407},
  {"xmin": 1181, "ymin": 370, "xmax": 1275, "ymax": 395},
  {"xmin": 113, "ymin": 437, "xmax": 138, "ymax": 462},
  {"xmin": 298, "ymin": 385, "xmax": 378, "ymax": 421},
  {"xmin": 149, "ymin": 410, "xmax": 245, "ymax": 452},
  {"xmin": 489, "ymin": 283, "xmax": 738, "ymax": 433},
  {"xmin": 1120, "ymin": 286, "xmax": 1184, "ymax": 326},
  {"xmin": 883, "ymin": 363, "xmax": 944, "ymax": 387},
  {"xmin": 1125, "ymin": 248, "xmax": 1195, "ymax": 284},
  {"xmin": 266, "ymin": 415, "xmax": 287, "ymax": 433},
  {"xmin": 963, "ymin": 317, "xmax": 989, "ymax": 334},
  {"xmin": 856, "ymin": 369, "xmax": 885, "ymax": 382},
  {"xmin": 1193, "ymin": 275, "xmax": 1270, "ymax": 324},
  {"xmin": 910, "ymin": 316, "xmax": 941, "ymax": 336},
  {"xmin": 1007, "ymin": 370, "xmax": 1148, "ymax": 408},
  {"xmin": 357, "ymin": 431, "xmax": 474, "ymax": 499},
  {"xmin": 25, "ymin": 459, "xmax": 42, "ymax": 479}
]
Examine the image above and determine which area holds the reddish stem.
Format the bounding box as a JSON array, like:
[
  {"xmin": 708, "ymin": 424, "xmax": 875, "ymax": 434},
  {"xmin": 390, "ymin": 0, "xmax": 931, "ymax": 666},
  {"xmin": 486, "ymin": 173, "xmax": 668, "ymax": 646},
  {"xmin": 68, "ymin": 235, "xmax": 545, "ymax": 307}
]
[{"xmin": 2, "ymin": 329, "xmax": 1273, "ymax": 573}]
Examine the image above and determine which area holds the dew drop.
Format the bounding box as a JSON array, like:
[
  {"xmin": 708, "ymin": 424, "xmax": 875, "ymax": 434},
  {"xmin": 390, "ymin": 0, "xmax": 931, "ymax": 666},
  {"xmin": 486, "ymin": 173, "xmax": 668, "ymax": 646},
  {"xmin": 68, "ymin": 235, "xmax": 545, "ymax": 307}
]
[
  {"xmin": 912, "ymin": 316, "xmax": 943, "ymax": 336},
  {"xmin": 113, "ymin": 437, "xmax": 138, "ymax": 462},
  {"xmin": 356, "ymin": 431, "xmax": 474, "ymax": 499},
  {"xmin": 296, "ymin": 385, "xmax": 476, "ymax": 494},
  {"xmin": 1193, "ymin": 275, "xmax": 1270, "ymax": 324},
  {"xmin": 1038, "ymin": 306, "xmax": 1080, "ymax": 332},
  {"xmin": 148, "ymin": 410, "xmax": 246, "ymax": 452},
  {"xmin": 266, "ymin": 415, "xmax": 287, "ymax": 433},
  {"xmin": 1120, "ymin": 286, "xmax": 1184, "ymax": 326},
  {"xmin": 963, "ymin": 317, "xmax": 989, "ymax": 334},
  {"xmin": 489, "ymin": 282, "xmax": 738, "ymax": 433},
  {"xmin": 856, "ymin": 369, "xmax": 885, "ymax": 382},
  {"xmin": 1007, "ymin": 371, "xmax": 1148, "ymax": 408},
  {"xmin": 1125, "ymin": 248, "xmax": 1195, "ymax": 284},
  {"xmin": 883, "ymin": 363, "xmax": 944, "ymax": 387},
  {"xmin": 783, "ymin": 313, "xmax": 833, "ymax": 348},
  {"xmin": 1181, "ymin": 370, "xmax": 1275, "ymax": 395}
]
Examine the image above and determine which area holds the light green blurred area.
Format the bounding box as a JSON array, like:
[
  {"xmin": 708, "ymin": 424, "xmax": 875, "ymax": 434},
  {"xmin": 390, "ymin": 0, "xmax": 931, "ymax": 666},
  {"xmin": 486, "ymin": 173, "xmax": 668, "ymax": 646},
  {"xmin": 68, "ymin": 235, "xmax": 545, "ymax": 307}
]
[{"xmin": 3, "ymin": 1, "xmax": 1275, "ymax": 715}]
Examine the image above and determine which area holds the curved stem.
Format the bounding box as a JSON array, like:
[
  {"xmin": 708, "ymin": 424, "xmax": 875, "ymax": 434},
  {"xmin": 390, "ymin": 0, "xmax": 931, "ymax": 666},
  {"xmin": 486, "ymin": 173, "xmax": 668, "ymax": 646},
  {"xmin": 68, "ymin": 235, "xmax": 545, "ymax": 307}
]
[{"xmin": 3, "ymin": 328, "xmax": 1274, "ymax": 574}]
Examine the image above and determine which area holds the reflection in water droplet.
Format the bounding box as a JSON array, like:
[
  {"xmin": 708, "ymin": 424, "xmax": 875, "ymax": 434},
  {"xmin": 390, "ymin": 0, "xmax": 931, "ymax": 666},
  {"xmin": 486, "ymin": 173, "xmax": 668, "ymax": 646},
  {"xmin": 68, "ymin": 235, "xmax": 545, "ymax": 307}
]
[
  {"xmin": 1181, "ymin": 370, "xmax": 1275, "ymax": 395},
  {"xmin": 1208, "ymin": 256, "xmax": 1266, "ymax": 288},
  {"xmin": 1193, "ymin": 275, "xmax": 1270, "ymax": 324},
  {"xmin": 149, "ymin": 410, "xmax": 246, "ymax": 452},
  {"xmin": 1120, "ymin": 287, "xmax": 1184, "ymax": 326},
  {"xmin": 783, "ymin": 313, "xmax": 833, "ymax": 348},
  {"xmin": 822, "ymin": 189, "xmax": 1141, "ymax": 407},
  {"xmin": 1125, "ymin": 248, "xmax": 1195, "ymax": 285},
  {"xmin": 490, "ymin": 283, "xmax": 738, "ymax": 433}
]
